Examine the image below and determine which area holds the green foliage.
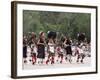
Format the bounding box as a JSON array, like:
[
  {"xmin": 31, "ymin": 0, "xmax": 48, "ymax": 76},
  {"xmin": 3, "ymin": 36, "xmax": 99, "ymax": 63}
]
[{"xmin": 23, "ymin": 10, "xmax": 91, "ymax": 40}]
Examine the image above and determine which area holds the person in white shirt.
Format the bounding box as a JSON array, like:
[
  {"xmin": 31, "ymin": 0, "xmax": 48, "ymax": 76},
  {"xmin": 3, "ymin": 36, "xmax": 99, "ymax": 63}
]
[
  {"xmin": 76, "ymin": 44, "xmax": 86, "ymax": 63},
  {"xmin": 56, "ymin": 43, "xmax": 64, "ymax": 63},
  {"xmin": 31, "ymin": 43, "xmax": 37, "ymax": 65},
  {"xmin": 46, "ymin": 38, "xmax": 55, "ymax": 64}
]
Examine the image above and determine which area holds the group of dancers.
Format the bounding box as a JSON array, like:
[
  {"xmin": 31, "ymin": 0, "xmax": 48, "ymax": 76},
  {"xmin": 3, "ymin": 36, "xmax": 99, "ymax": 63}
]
[{"xmin": 23, "ymin": 31, "xmax": 91, "ymax": 65}]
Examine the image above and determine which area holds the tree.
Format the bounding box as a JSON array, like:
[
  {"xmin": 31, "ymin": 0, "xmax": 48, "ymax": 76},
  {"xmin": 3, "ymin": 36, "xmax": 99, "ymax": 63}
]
[{"xmin": 23, "ymin": 10, "xmax": 91, "ymax": 40}]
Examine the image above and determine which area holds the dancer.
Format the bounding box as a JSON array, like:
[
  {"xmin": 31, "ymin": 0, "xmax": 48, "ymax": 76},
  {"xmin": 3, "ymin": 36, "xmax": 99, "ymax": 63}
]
[
  {"xmin": 76, "ymin": 44, "xmax": 86, "ymax": 63},
  {"xmin": 30, "ymin": 32, "xmax": 37, "ymax": 65},
  {"xmin": 64, "ymin": 37, "xmax": 72, "ymax": 63},
  {"xmin": 23, "ymin": 36, "xmax": 28, "ymax": 63},
  {"xmin": 37, "ymin": 32, "xmax": 46, "ymax": 64},
  {"xmin": 56, "ymin": 43, "xmax": 64, "ymax": 63},
  {"xmin": 46, "ymin": 38, "xmax": 55, "ymax": 64}
]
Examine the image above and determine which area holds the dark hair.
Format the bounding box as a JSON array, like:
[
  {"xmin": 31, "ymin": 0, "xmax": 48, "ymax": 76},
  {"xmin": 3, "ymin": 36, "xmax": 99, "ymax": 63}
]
[{"xmin": 47, "ymin": 31, "xmax": 56, "ymax": 39}]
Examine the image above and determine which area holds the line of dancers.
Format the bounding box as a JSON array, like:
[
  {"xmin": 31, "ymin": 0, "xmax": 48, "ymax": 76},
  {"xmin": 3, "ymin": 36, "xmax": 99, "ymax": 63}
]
[{"xmin": 23, "ymin": 31, "xmax": 91, "ymax": 65}]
